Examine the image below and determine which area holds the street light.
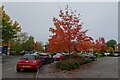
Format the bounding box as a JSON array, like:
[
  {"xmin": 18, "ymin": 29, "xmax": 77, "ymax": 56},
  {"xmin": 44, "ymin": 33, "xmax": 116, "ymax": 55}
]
[{"xmin": 43, "ymin": 44, "xmax": 46, "ymax": 53}]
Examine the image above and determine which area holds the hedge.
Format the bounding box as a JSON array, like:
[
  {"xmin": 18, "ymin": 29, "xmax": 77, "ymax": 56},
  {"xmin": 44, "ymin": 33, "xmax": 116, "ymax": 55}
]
[{"xmin": 56, "ymin": 59, "xmax": 80, "ymax": 70}]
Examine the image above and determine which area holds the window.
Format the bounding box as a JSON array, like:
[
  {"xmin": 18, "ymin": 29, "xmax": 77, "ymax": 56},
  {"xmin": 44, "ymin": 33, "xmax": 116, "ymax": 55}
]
[{"xmin": 22, "ymin": 55, "xmax": 35, "ymax": 60}]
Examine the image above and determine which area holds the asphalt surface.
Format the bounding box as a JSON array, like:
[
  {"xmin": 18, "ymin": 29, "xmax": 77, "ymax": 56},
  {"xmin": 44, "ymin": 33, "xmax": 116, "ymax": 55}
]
[
  {"xmin": 2, "ymin": 56, "xmax": 119, "ymax": 79},
  {"xmin": 0, "ymin": 56, "xmax": 2, "ymax": 80},
  {"xmin": 2, "ymin": 56, "xmax": 36, "ymax": 79},
  {"xmin": 61, "ymin": 57, "xmax": 118, "ymax": 78},
  {"xmin": 37, "ymin": 57, "xmax": 118, "ymax": 78},
  {"xmin": 37, "ymin": 61, "xmax": 66, "ymax": 78}
]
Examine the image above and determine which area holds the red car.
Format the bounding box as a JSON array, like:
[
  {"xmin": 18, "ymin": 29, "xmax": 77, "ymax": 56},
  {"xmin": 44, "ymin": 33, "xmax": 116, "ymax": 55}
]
[
  {"xmin": 16, "ymin": 53, "xmax": 42, "ymax": 72},
  {"xmin": 53, "ymin": 53, "xmax": 64, "ymax": 61}
]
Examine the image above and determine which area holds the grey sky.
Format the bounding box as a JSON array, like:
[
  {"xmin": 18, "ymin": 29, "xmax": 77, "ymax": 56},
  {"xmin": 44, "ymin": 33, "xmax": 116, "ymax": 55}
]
[{"xmin": 3, "ymin": 2, "xmax": 118, "ymax": 43}]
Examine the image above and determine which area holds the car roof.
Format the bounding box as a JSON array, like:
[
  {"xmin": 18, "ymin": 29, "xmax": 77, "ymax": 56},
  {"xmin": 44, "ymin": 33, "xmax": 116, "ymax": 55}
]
[
  {"xmin": 25, "ymin": 51, "xmax": 34, "ymax": 54},
  {"xmin": 24, "ymin": 53, "xmax": 38, "ymax": 56},
  {"xmin": 39, "ymin": 53, "xmax": 49, "ymax": 55}
]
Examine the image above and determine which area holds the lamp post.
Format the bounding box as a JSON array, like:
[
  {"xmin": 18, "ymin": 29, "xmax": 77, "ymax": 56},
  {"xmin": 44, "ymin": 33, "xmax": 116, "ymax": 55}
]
[{"xmin": 43, "ymin": 44, "xmax": 46, "ymax": 53}]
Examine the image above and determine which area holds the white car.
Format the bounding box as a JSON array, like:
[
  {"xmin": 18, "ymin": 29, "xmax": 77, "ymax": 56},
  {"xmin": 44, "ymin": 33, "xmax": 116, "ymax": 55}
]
[
  {"xmin": 104, "ymin": 52, "xmax": 110, "ymax": 56},
  {"xmin": 113, "ymin": 53, "xmax": 120, "ymax": 57}
]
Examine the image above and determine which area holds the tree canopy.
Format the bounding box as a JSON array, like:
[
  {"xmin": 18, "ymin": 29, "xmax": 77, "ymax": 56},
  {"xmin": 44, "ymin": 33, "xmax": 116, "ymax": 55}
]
[
  {"xmin": 1, "ymin": 6, "xmax": 21, "ymax": 46},
  {"xmin": 48, "ymin": 5, "xmax": 93, "ymax": 53},
  {"xmin": 22, "ymin": 36, "xmax": 34, "ymax": 51},
  {"xmin": 106, "ymin": 39, "xmax": 117, "ymax": 49}
]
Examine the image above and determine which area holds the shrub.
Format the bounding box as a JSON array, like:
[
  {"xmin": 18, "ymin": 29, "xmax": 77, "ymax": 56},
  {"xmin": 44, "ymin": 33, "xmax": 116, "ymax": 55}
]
[
  {"xmin": 71, "ymin": 54, "xmax": 81, "ymax": 58},
  {"xmin": 76, "ymin": 57, "xmax": 92, "ymax": 65},
  {"xmin": 99, "ymin": 52, "xmax": 105, "ymax": 56},
  {"xmin": 56, "ymin": 59, "xmax": 80, "ymax": 70},
  {"xmin": 83, "ymin": 58, "xmax": 92, "ymax": 63},
  {"xmin": 78, "ymin": 59, "xmax": 85, "ymax": 65},
  {"xmin": 94, "ymin": 52, "xmax": 104, "ymax": 58},
  {"xmin": 56, "ymin": 53, "xmax": 94, "ymax": 70},
  {"xmin": 74, "ymin": 60, "xmax": 80, "ymax": 68}
]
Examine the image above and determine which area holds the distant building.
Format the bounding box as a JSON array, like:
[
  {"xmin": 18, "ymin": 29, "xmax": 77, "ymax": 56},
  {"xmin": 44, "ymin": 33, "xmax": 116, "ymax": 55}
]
[
  {"xmin": 118, "ymin": 43, "xmax": 120, "ymax": 52},
  {"xmin": 115, "ymin": 43, "xmax": 120, "ymax": 52}
]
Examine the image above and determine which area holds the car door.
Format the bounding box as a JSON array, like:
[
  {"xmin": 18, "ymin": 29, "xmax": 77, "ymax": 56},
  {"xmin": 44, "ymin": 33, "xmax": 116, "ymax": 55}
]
[{"xmin": 36, "ymin": 55, "xmax": 42, "ymax": 66}]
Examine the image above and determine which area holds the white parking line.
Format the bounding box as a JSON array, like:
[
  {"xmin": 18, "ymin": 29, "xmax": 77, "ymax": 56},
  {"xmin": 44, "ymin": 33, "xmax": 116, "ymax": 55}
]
[
  {"xmin": 35, "ymin": 66, "xmax": 41, "ymax": 79},
  {"xmin": 4, "ymin": 66, "xmax": 15, "ymax": 72}
]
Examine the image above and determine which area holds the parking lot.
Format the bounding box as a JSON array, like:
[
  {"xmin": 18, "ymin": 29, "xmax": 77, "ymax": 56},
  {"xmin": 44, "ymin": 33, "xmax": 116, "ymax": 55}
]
[
  {"xmin": 0, "ymin": 56, "xmax": 2, "ymax": 80},
  {"xmin": 2, "ymin": 56, "xmax": 119, "ymax": 79}
]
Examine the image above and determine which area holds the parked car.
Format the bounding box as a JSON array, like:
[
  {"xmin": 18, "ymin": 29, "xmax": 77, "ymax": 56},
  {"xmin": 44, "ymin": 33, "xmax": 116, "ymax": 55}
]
[
  {"xmin": 63, "ymin": 52, "xmax": 74, "ymax": 55},
  {"xmin": 21, "ymin": 51, "xmax": 34, "ymax": 55},
  {"xmin": 78, "ymin": 53, "xmax": 97, "ymax": 61},
  {"xmin": 53, "ymin": 53, "xmax": 64, "ymax": 61},
  {"xmin": 104, "ymin": 52, "xmax": 110, "ymax": 56},
  {"xmin": 88, "ymin": 53, "xmax": 97, "ymax": 61},
  {"xmin": 16, "ymin": 53, "xmax": 42, "ymax": 72},
  {"xmin": 39, "ymin": 53, "xmax": 54, "ymax": 64},
  {"xmin": 113, "ymin": 53, "xmax": 120, "ymax": 57},
  {"xmin": 48, "ymin": 52, "xmax": 57, "ymax": 57}
]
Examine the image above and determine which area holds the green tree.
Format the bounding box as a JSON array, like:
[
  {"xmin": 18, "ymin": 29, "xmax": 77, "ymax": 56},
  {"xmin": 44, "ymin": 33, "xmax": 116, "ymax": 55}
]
[
  {"xmin": 34, "ymin": 41, "xmax": 44, "ymax": 52},
  {"xmin": 1, "ymin": 6, "xmax": 21, "ymax": 46},
  {"xmin": 0, "ymin": 6, "xmax": 1, "ymax": 39},
  {"xmin": 9, "ymin": 32, "xmax": 29, "ymax": 55},
  {"xmin": 107, "ymin": 47, "xmax": 114, "ymax": 53},
  {"xmin": 15, "ymin": 32, "xmax": 29, "ymax": 43},
  {"xmin": 10, "ymin": 40, "xmax": 23, "ymax": 55},
  {"xmin": 106, "ymin": 39, "xmax": 117, "ymax": 50},
  {"xmin": 0, "ymin": 6, "xmax": 2, "ymax": 26},
  {"xmin": 22, "ymin": 36, "xmax": 34, "ymax": 51}
]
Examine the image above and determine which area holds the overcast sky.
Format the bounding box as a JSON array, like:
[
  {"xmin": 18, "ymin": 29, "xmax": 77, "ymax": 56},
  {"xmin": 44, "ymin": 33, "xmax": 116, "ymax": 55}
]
[{"xmin": 3, "ymin": 2, "xmax": 118, "ymax": 44}]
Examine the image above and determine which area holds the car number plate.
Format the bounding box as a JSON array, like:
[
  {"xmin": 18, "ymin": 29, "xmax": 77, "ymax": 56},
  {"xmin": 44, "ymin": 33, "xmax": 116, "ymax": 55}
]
[{"xmin": 22, "ymin": 66, "xmax": 31, "ymax": 68}]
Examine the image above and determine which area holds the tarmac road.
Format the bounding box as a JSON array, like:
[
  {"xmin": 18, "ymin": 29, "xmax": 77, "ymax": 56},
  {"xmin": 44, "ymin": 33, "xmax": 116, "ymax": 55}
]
[
  {"xmin": 0, "ymin": 56, "xmax": 2, "ymax": 80},
  {"xmin": 2, "ymin": 55, "xmax": 119, "ymax": 79},
  {"xmin": 37, "ymin": 57, "xmax": 118, "ymax": 78},
  {"xmin": 2, "ymin": 56, "xmax": 36, "ymax": 79}
]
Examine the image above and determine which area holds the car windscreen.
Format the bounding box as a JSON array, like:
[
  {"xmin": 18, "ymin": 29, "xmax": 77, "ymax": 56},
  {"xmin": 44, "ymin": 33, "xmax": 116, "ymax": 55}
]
[
  {"xmin": 56, "ymin": 54, "xmax": 61, "ymax": 56},
  {"xmin": 25, "ymin": 51, "xmax": 34, "ymax": 54},
  {"xmin": 21, "ymin": 55, "xmax": 35, "ymax": 60},
  {"xmin": 87, "ymin": 53, "xmax": 94, "ymax": 56},
  {"xmin": 40, "ymin": 55, "xmax": 50, "ymax": 58}
]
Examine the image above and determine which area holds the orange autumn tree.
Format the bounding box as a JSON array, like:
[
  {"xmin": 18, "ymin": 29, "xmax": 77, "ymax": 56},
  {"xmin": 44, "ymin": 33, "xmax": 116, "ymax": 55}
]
[
  {"xmin": 34, "ymin": 41, "xmax": 44, "ymax": 52},
  {"xmin": 76, "ymin": 32, "xmax": 93, "ymax": 52},
  {"xmin": 93, "ymin": 37, "xmax": 107, "ymax": 52},
  {"xmin": 47, "ymin": 5, "xmax": 93, "ymax": 54},
  {"xmin": 100, "ymin": 37, "xmax": 107, "ymax": 52}
]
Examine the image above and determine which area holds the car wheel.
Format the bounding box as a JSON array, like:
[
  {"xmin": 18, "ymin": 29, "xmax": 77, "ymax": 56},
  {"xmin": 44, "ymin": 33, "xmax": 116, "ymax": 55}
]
[{"xmin": 16, "ymin": 68, "xmax": 21, "ymax": 72}]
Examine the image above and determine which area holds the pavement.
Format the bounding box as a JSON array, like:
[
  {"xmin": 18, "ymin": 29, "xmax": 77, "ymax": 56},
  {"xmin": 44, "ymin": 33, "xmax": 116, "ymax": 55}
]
[
  {"xmin": 0, "ymin": 56, "xmax": 2, "ymax": 80},
  {"xmin": 1, "ymin": 56, "xmax": 119, "ymax": 79}
]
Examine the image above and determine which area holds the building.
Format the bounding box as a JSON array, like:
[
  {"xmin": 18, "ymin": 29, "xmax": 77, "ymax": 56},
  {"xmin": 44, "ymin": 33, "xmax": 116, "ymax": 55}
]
[
  {"xmin": 115, "ymin": 43, "xmax": 120, "ymax": 53},
  {"xmin": 118, "ymin": 43, "xmax": 120, "ymax": 52}
]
